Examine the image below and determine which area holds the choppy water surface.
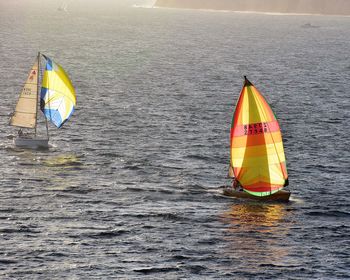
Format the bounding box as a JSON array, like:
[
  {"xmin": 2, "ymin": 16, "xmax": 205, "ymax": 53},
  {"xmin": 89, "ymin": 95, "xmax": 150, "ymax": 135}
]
[{"xmin": 0, "ymin": 2, "xmax": 349, "ymax": 279}]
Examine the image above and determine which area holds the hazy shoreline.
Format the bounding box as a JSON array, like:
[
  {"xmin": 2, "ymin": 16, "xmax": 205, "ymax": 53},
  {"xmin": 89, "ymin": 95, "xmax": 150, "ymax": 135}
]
[
  {"xmin": 154, "ymin": 0, "xmax": 350, "ymax": 16},
  {"xmin": 153, "ymin": 6, "xmax": 350, "ymax": 18}
]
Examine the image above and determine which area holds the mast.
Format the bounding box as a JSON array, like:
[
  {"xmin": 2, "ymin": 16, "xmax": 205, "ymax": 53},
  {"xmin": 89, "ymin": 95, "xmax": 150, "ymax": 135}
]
[
  {"xmin": 42, "ymin": 54, "xmax": 50, "ymax": 140},
  {"xmin": 35, "ymin": 52, "xmax": 40, "ymax": 137}
]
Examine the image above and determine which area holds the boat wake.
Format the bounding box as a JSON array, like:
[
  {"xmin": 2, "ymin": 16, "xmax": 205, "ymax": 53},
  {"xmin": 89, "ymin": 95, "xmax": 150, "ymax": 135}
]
[
  {"xmin": 288, "ymin": 196, "xmax": 304, "ymax": 204},
  {"xmin": 133, "ymin": 5, "xmax": 155, "ymax": 9},
  {"xmin": 132, "ymin": 1, "xmax": 157, "ymax": 9}
]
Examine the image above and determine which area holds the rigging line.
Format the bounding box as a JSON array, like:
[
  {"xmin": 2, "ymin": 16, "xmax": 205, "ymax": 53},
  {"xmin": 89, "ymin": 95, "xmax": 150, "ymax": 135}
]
[
  {"xmin": 43, "ymin": 86, "xmax": 68, "ymax": 128},
  {"xmin": 42, "ymin": 87, "xmax": 76, "ymax": 104},
  {"xmin": 41, "ymin": 74, "xmax": 75, "ymax": 103}
]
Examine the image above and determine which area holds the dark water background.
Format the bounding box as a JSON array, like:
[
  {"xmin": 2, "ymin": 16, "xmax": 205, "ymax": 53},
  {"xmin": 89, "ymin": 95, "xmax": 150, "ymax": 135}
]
[{"xmin": 0, "ymin": 1, "xmax": 349, "ymax": 279}]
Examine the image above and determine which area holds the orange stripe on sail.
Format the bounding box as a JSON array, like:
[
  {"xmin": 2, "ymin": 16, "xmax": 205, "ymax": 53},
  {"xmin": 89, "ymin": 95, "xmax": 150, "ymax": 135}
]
[
  {"xmin": 231, "ymin": 131, "xmax": 283, "ymax": 148},
  {"xmin": 233, "ymin": 167, "xmax": 242, "ymax": 178}
]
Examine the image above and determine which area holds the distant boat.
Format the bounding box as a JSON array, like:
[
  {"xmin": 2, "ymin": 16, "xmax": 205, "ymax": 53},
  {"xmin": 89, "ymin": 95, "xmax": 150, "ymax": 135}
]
[
  {"xmin": 9, "ymin": 52, "xmax": 76, "ymax": 149},
  {"xmin": 301, "ymin": 23, "xmax": 319, "ymax": 28},
  {"xmin": 223, "ymin": 76, "xmax": 290, "ymax": 202},
  {"xmin": 58, "ymin": 2, "xmax": 68, "ymax": 12}
]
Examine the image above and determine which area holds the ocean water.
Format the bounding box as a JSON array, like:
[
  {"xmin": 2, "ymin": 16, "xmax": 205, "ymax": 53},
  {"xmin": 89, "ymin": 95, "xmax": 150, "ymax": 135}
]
[{"xmin": 0, "ymin": 1, "xmax": 349, "ymax": 279}]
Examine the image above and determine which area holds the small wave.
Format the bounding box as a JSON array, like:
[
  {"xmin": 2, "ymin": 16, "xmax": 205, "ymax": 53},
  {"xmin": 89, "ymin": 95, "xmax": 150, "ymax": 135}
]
[
  {"xmin": 91, "ymin": 229, "xmax": 129, "ymax": 238},
  {"xmin": 97, "ymin": 152, "xmax": 119, "ymax": 158},
  {"xmin": 134, "ymin": 266, "xmax": 180, "ymax": 274},
  {"xmin": 43, "ymin": 252, "xmax": 68, "ymax": 258},
  {"xmin": 124, "ymin": 186, "xmax": 144, "ymax": 192},
  {"xmin": 154, "ymin": 212, "xmax": 185, "ymax": 221},
  {"xmin": 185, "ymin": 265, "xmax": 207, "ymax": 274},
  {"xmin": 55, "ymin": 187, "xmax": 97, "ymax": 194},
  {"xmin": 259, "ymin": 263, "xmax": 299, "ymax": 268},
  {"xmin": 0, "ymin": 259, "xmax": 17, "ymax": 264},
  {"xmin": 197, "ymin": 237, "xmax": 222, "ymax": 245},
  {"xmin": 72, "ymin": 229, "xmax": 129, "ymax": 239},
  {"xmin": 18, "ymin": 162, "xmax": 38, "ymax": 167},
  {"xmin": 306, "ymin": 211, "xmax": 350, "ymax": 218},
  {"xmin": 124, "ymin": 212, "xmax": 187, "ymax": 222},
  {"xmin": 171, "ymin": 255, "xmax": 190, "ymax": 260},
  {"xmin": 185, "ymin": 154, "xmax": 213, "ymax": 161},
  {"xmin": 304, "ymin": 164, "xmax": 341, "ymax": 174},
  {"xmin": 0, "ymin": 226, "xmax": 40, "ymax": 234},
  {"xmin": 0, "ymin": 207, "xmax": 21, "ymax": 213},
  {"xmin": 325, "ymin": 118, "xmax": 342, "ymax": 124},
  {"xmin": 123, "ymin": 164, "xmax": 142, "ymax": 170}
]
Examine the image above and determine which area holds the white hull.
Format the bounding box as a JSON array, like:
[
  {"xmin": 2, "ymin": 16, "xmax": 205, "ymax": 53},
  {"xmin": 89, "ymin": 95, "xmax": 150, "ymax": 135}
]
[{"xmin": 14, "ymin": 137, "xmax": 49, "ymax": 149}]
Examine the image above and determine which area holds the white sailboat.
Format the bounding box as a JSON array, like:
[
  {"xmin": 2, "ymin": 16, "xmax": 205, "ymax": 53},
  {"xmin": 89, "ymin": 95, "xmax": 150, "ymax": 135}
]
[
  {"xmin": 58, "ymin": 2, "xmax": 68, "ymax": 12},
  {"xmin": 10, "ymin": 52, "xmax": 76, "ymax": 149}
]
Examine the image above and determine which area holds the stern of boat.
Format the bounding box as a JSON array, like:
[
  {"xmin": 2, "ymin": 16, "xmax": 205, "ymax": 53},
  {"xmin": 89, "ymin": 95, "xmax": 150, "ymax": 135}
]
[{"xmin": 14, "ymin": 137, "xmax": 49, "ymax": 149}]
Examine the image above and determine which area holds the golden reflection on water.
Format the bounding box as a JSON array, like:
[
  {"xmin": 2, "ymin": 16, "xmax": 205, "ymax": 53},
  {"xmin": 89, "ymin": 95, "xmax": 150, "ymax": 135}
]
[
  {"xmin": 12, "ymin": 151, "xmax": 84, "ymax": 190},
  {"xmin": 42, "ymin": 154, "xmax": 82, "ymax": 167},
  {"xmin": 223, "ymin": 203, "xmax": 287, "ymax": 230},
  {"xmin": 41, "ymin": 154, "xmax": 83, "ymax": 190},
  {"xmin": 220, "ymin": 203, "xmax": 294, "ymax": 267}
]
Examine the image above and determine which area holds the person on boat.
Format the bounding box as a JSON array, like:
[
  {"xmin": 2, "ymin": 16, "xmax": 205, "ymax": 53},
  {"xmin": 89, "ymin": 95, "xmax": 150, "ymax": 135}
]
[
  {"xmin": 284, "ymin": 178, "xmax": 289, "ymax": 187},
  {"xmin": 232, "ymin": 178, "xmax": 243, "ymax": 191},
  {"xmin": 18, "ymin": 129, "xmax": 23, "ymax": 137}
]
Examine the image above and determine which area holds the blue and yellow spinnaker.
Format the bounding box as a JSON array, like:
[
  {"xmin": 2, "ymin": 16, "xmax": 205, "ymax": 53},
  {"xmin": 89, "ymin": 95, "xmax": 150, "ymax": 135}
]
[{"xmin": 40, "ymin": 55, "xmax": 76, "ymax": 128}]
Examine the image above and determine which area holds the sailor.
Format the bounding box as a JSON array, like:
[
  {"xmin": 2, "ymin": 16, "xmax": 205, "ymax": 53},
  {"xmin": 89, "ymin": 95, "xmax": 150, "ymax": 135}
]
[
  {"xmin": 232, "ymin": 178, "xmax": 243, "ymax": 191},
  {"xmin": 284, "ymin": 178, "xmax": 289, "ymax": 187}
]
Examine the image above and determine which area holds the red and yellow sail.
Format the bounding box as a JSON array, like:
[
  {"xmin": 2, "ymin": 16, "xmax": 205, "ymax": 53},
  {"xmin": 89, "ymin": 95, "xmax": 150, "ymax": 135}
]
[{"xmin": 230, "ymin": 77, "xmax": 288, "ymax": 196}]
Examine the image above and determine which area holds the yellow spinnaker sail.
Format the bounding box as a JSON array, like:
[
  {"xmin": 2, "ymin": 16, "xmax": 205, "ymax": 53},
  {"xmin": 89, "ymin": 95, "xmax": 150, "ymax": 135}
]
[
  {"xmin": 230, "ymin": 77, "xmax": 288, "ymax": 196},
  {"xmin": 40, "ymin": 55, "xmax": 76, "ymax": 128}
]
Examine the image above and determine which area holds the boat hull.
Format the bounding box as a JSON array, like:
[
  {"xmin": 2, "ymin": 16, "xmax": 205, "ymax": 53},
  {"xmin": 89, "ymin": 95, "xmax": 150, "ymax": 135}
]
[
  {"xmin": 223, "ymin": 187, "xmax": 291, "ymax": 202},
  {"xmin": 14, "ymin": 137, "xmax": 49, "ymax": 149}
]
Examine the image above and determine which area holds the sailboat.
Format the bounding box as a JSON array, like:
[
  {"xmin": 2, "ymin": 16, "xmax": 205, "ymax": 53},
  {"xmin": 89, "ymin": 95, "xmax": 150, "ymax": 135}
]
[
  {"xmin": 10, "ymin": 52, "xmax": 76, "ymax": 149},
  {"xmin": 223, "ymin": 76, "xmax": 290, "ymax": 202},
  {"xmin": 58, "ymin": 2, "xmax": 68, "ymax": 12}
]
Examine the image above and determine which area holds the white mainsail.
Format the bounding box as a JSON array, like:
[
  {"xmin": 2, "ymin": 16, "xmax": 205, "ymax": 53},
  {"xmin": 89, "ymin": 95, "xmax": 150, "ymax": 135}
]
[{"xmin": 10, "ymin": 59, "xmax": 39, "ymax": 128}]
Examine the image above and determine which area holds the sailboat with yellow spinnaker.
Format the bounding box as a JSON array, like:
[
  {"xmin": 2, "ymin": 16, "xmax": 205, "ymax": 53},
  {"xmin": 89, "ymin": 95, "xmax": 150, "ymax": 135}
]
[
  {"xmin": 223, "ymin": 76, "xmax": 290, "ymax": 202},
  {"xmin": 10, "ymin": 52, "xmax": 76, "ymax": 149}
]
